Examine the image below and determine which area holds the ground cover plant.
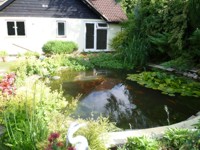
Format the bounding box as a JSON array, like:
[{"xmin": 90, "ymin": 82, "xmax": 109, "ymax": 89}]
[{"xmin": 127, "ymin": 71, "xmax": 200, "ymax": 97}]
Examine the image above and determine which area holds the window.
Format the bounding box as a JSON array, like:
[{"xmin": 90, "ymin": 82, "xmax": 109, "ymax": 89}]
[
  {"xmin": 96, "ymin": 23, "xmax": 108, "ymax": 29},
  {"xmin": 57, "ymin": 21, "xmax": 66, "ymax": 36},
  {"xmin": 85, "ymin": 22, "xmax": 108, "ymax": 50},
  {"xmin": 7, "ymin": 21, "xmax": 25, "ymax": 36}
]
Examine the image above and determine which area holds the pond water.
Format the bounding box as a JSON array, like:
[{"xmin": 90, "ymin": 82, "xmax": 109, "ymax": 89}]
[{"xmin": 50, "ymin": 69, "xmax": 200, "ymax": 129}]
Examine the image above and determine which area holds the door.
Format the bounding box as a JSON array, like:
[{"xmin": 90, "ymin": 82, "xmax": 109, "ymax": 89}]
[{"xmin": 85, "ymin": 22, "xmax": 108, "ymax": 51}]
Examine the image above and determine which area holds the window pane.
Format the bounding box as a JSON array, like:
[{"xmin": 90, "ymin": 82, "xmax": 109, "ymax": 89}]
[
  {"xmin": 86, "ymin": 23, "xmax": 94, "ymax": 49},
  {"xmin": 97, "ymin": 29, "xmax": 107, "ymax": 49},
  {"xmin": 7, "ymin": 22, "xmax": 15, "ymax": 35},
  {"xmin": 98, "ymin": 23, "xmax": 108, "ymax": 28},
  {"xmin": 58, "ymin": 22, "xmax": 65, "ymax": 36},
  {"xmin": 17, "ymin": 22, "xmax": 25, "ymax": 35}
]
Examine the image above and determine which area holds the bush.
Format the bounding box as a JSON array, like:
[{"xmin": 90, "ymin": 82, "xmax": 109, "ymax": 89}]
[
  {"xmin": 42, "ymin": 40, "xmax": 78, "ymax": 54},
  {"xmin": 110, "ymin": 31, "xmax": 127, "ymax": 52}
]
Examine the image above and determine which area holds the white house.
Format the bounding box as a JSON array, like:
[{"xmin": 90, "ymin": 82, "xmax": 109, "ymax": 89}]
[{"xmin": 0, "ymin": 0, "xmax": 127, "ymax": 54}]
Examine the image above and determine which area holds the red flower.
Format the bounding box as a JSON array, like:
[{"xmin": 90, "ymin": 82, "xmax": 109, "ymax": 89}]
[
  {"xmin": 56, "ymin": 141, "xmax": 64, "ymax": 147},
  {"xmin": 48, "ymin": 136, "xmax": 53, "ymax": 143},
  {"xmin": 68, "ymin": 147, "xmax": 76, "ymax": 150},
  {"xmin": 50, "ymin": 132, "xmax": 60, "ymax": 139}
]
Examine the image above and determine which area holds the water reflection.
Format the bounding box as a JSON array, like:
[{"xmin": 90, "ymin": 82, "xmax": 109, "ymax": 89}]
[
  {"xmin": 51, "ymin": 70, "xmax": 200, "ymax": 129},
  {"xmin": 74, "ymin": 83, "xmax": 158, "ymax": 129}
]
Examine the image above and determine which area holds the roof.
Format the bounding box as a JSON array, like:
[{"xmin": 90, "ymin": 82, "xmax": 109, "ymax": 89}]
[
  {"xmin": 0, "ymin": 0, "xmax": 127, "ymax": 23},
  {"xmin": 83, "ymin": 0, "xmax": 127, "ymax": 23},
  {"xmin": 0, "ymin": 0, "xmax": 14, "ymax": 10},
  {"xmin": 0, "ymin": 0, "xmax": 100, "ymax": 19}
]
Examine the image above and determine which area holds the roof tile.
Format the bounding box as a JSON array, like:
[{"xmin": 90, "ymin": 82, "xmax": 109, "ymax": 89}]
[{"xmin": 85, "ymin": 0, "xmax": 127, "ymax": 22}]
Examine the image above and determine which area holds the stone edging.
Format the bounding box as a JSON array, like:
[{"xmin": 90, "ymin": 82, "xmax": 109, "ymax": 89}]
[{"xmin": 104, "ymin": 115, "xmax": 200, "ymax": 148}]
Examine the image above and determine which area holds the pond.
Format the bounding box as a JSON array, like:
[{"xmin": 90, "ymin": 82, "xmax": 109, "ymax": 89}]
[{"xmin": 50, "ymin": 69, "xmax": 200, "ymax": 129}]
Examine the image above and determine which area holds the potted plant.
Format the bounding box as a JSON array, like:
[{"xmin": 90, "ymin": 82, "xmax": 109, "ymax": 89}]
[{"xmin": 0, "ymin": 50, "xmax": 8, "ymax": 62}]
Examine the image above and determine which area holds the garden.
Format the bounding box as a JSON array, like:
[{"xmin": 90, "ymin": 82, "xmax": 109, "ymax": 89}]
[{"xmin": 0, "ymin": 0, "xmax": 200, "ymax": 149}]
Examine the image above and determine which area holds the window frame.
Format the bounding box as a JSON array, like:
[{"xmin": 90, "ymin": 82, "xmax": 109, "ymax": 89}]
[
  {"xmin": 96, "ymin": 23, "xmax": 109, "ymax": 29},
  {"xmin": 85, "ymin": 22, "xmax": 109, "ymax": 51},
  {"xmin": 56, "ymin": 21, "xmax": 66, "ymax": 37},
  {"xmin": 6, "ymin": 20, "xmax": 26, "ymax": 36}
]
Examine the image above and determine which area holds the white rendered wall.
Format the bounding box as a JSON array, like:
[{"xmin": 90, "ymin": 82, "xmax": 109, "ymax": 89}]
[{"xmin": 0, "ymin": 17, "xmax": 122, "ymax": 54}]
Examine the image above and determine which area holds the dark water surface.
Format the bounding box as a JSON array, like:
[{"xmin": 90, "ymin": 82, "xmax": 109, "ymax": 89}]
[{"xmin": 50, "ymin": 69, "xmax": 200, "ymax": 129}]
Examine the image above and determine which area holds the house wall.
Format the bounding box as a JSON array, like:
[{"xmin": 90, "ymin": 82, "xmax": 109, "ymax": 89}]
[{"xmin": 0, "ymin": 17, "xmax": 121, "ymax": 54}]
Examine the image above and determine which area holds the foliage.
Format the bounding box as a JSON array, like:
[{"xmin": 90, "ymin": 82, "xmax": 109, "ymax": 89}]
[
  {"xmin": 127, "ymin": 71, "xmax": 200, "ymax": 97},
  {"xmin": 10, "ymin": 56, "xmax": 60, "ymax": 78},
  {"xmin": 123, "ymin": 35, "xmax": 149, "ymax": 66},
  {"xmin": 61, "ymin": 56, "xmax": 93, "ymax": 71},
  {"xmin": 1, "ymin": 98, "xmax": 48, "ymax": 150},
  {"xmin": 119, "ymin": 127, "xmax": 200, "ymax": 150},
  {"xmin": 76, "ymin": 117, "xmax": 120, "ymax": 150},
  {"xmin": 89, "ymin": 53, "xmax": 132, "ymax": 70},
  {"xmin": 24, "ymin": 51, "xmax": 40, "ymax": 58},
  {"xmin": 0, "ymin": 50, "xmax": 8, "ymax": 57},
  {"xmin": 188, "ymin": 0, "xmax": 200, "ymax": 29},
  {"xmin": 42, "ymin": 40, "xmax": 78, "ymax": 54},
  {"xmin": 0, "ymin": 78, "xmax": 78, "ymax": 149},
  {"xmin": 189, "ymin": 28, "xmax": 200, "ymax": 63},
  {"xmin": 121, "ymin": 0, "xmax": 137, "ymax": 14},
  {"xmin": 161, "ymin": 128, "xmax": 200, "ymax": 150},
  {"xmin": 161, "ymin": 54, "xmax": 194, "ymax": 71},
  {"xmin": 118, "ymin": 136, "xmax": 159, "ymax": 150},
  {"xmin": 114, "ymin": 0, "xmax": 200, "ymax": 69},
  {"xmin": 0, "ymin": 50, "xmax": 8, "ymax": 62},
  {"xmin": 110, "ymin": 30, "xmax": 127, "ymax": 52}
]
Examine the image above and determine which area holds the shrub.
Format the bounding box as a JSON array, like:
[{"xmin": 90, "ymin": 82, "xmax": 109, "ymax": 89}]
[
  {"xmin": 110, "ymin": 31, "xmax": 127, "ymax": 52},
  {"xmin": 24, "ymin": 51, "xmax": 40, "ymax": 58},
  {"xmin": 89, "ymin": 53, "xmax": 132, "ymax": 70},
  {"xmin": 42, "ymin": 40, "xmax": 78, "ymax": 54}
]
